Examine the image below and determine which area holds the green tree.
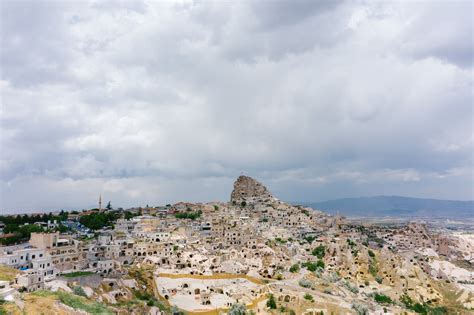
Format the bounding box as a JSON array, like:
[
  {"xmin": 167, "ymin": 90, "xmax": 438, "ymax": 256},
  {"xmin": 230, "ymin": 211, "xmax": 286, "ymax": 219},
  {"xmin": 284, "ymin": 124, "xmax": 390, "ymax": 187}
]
[
  {"xmin": 266, "ymin": 294, "xmax": 277, "ymax": 309},
  {"xmin": 59, "ymin": 210, "xmax": 68, "ymax": 221}
]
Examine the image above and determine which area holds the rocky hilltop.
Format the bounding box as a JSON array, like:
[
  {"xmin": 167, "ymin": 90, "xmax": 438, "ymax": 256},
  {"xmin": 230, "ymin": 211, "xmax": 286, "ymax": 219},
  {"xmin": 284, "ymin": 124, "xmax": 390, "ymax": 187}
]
[{"xmin": 230, "ymin": 175, "xmax": 274, "ymax": 203}]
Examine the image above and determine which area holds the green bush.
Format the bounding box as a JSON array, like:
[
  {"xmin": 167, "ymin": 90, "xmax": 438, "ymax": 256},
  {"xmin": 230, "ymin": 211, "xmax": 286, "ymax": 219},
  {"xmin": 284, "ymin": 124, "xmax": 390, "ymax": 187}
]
[
  {"xmin": 311, "ymin": 245, "xmax": 326, "ymax": 259},
  {"xmin": 369, "ymin": 260, "xmax": 378, "ymax": 277},
  {"xmin": 399, "ymin": 294, "xmax": 447, "ymax": 314},
  {"xmin": 298, "ymin": 279, "xmax": 312, "ymax": 288},
  {"xmin": 303, "ymin": 293, "xmax": 314, "ymax": 302},
  {"xmin": 175, "ymin": 210, "xmax": 202, "ymax": 220},
  {"xmin": 374, "ymin": 293, "xmax": 392, "ymax": 304},
  {"xmin": 266, "ymin": 294, "xmax": 277, "ymax": 309},
  {"xmin": 275, "ymin": 238, "xmax": 286, "ymax": 244},
  {"xmin": 347, "ymin": 239, "xmax": 356, "ymax": 247},
  {"xmin": 289, "ymin": 264, "xmax": 300, "ymax": 273},
  {"xmin": 302, "ymin": 262, "xmax": 318, "ymax": 272},
  {"xmin": 316, "ymin": 259, "xmax": 325, "ymax": 269}
]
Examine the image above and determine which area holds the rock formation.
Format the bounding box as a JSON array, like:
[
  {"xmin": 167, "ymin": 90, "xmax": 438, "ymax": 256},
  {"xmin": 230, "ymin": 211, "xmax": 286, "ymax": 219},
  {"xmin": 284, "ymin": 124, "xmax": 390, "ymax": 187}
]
[{"xmin": 230, "ymin": 175, "xmax": 273, "ymax": 203}]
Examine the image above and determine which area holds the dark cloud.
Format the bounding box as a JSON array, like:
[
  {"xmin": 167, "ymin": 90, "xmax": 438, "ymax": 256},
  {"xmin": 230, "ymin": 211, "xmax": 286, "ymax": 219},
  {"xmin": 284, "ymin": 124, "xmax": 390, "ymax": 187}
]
[
  {"xmin": 251, "ymin": 0, "xmax": 344, "ymax": 30},
  {"xmin": 0, "ymin": 1, "xmax": 472, "ymax": 212}
]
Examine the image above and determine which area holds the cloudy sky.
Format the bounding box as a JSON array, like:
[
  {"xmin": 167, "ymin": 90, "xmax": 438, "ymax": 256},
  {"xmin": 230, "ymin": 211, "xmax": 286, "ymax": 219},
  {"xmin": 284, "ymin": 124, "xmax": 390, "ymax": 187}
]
[{"xmin": 1, "ymin": 0, "xmax": 473, "ymax": 212}]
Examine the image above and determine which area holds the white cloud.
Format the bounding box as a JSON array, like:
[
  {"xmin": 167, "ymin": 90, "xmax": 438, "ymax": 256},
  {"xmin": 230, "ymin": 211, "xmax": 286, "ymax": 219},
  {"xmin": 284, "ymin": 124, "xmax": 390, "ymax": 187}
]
[{"xmin": 0, "ymin": 0, "xmax": 472, "ymax": 212}]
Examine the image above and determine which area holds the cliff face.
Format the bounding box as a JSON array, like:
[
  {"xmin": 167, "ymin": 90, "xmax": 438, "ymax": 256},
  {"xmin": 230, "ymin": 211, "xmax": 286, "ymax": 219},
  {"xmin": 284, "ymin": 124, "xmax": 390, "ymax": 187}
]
[{"xmin": 230, "ymin": 175, "xmax": 273, "ymax": 203}]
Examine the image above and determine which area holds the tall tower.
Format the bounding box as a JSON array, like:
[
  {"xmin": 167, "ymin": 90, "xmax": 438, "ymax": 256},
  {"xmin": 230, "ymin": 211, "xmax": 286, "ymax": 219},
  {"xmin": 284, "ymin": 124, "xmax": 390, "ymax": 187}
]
[{"xmin": 99, "ymin": 193, "xmax": 102, "ymax": 211}]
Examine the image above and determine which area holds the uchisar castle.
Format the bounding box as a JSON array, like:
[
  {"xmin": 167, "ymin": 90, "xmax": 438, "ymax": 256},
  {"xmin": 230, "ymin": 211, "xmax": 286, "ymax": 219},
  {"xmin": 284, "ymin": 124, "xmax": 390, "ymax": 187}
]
[{"xmin": 0, "ymin": 176, "xmax": 472, "ymax": 314}]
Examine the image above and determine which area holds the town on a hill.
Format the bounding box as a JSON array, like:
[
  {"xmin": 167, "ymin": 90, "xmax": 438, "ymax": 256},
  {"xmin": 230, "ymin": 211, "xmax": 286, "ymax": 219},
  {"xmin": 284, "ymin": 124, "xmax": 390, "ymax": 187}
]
[{"xmin": 0, "ymin": 176, "xmax": 472, "ymax": 314}]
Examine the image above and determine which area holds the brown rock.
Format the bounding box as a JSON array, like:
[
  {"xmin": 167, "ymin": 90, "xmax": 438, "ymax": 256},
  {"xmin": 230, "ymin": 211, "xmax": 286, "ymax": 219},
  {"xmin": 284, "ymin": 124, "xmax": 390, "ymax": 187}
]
[{"xmin": 230, "ymin": 175, "xmax": 273, "ymax": 203}]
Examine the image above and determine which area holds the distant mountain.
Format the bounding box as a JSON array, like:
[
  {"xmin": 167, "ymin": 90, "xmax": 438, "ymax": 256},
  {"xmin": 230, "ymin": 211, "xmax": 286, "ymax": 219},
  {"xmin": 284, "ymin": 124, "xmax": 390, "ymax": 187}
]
[{"xmin": 300, "ymin": 196, "xmax": 473, "ymax": 219}]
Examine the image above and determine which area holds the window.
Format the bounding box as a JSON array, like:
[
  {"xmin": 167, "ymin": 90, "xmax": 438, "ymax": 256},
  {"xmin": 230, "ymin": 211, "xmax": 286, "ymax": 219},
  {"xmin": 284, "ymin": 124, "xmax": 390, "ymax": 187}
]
[{"xmin": 32, "ymin": 255, "xmax": 36, "ymax": 259}]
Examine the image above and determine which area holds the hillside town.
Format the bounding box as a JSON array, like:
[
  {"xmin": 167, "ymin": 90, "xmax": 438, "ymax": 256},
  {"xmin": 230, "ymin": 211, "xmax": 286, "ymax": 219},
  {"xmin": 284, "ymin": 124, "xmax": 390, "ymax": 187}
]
[{"xmin": 0, "ymin": 176, "xmax": 472, "ymax": 314}]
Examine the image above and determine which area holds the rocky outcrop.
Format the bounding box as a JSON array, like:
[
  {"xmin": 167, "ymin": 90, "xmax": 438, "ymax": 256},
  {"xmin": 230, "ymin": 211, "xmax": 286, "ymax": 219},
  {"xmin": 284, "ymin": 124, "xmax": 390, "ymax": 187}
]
[{"xmin": 230, "ymin": 176, "xmax": 273, "ymax": 203}]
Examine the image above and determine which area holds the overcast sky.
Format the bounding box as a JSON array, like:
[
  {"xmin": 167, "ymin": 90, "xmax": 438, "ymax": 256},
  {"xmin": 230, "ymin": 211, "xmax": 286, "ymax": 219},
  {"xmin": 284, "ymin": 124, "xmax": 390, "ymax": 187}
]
[{"xmin": 1, "ymin": 0, "xmax": 473, "ymax": 213}]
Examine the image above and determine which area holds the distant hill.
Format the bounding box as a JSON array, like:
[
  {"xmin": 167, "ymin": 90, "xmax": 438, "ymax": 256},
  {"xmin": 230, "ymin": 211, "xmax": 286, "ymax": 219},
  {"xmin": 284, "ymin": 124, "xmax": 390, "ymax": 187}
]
[{"xmin": 301, "ymin": 196, "xmax": 473, "ymax": 219}]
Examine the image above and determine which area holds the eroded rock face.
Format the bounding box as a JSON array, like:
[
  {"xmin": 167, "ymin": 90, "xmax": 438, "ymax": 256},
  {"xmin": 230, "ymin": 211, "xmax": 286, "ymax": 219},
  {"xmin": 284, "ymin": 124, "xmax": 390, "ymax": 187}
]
[{"xmin": 230, "ymin": 175, "xmax": 273, "ymax": 203}]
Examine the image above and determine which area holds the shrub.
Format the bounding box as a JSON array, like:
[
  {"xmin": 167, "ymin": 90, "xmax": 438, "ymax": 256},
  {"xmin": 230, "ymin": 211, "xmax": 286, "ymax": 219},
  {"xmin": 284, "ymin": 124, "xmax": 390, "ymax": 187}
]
[
  {"xmin": 375, "ymin": 276, "xmax": 383, "ymax": 284},
  {"xmin": 175, "ymin": 210, "xmax": 202, "ymax": 220},
  {"xmin": 343, "ymin": 280, "xmax": 359, "ymax": 293},
  {"xmin": 298, "ymin": 278, "xmax": 312, "ymax": 288},
  {"xmin": 368, "ymin": 250, "xmax": 375, "ymax": 258},
  {"xmin": 369, "ymin": 260, "xmax": 378, "ymax": 276},
  {"xmin": 326, "ymin": 272, "xmax": 341, "ymax": 283},
  {"xmin": 275, "ymin": 238, "xmax": 286, "ymax": 244},
  {"xmin": 303, "ymin": 293, "xmax": 314, "ymax": 302},
  {"xmin": 352, "ymin": 302, "xmax": 369, "ymax": 315},
  {"xmin": 266, "ymin": 294, "xmax": 277, "ymax": 309},
  {"xmin": 316, "ymin": 259, "xmax": 325, "ymax": 269},
  {"xmin": 229, "ymin": 303, "xmax": 247, "ymax": 315},
  {"xmin": 302, "ymin": 261, "xmax": 317, "ymax": 272},
  {"xmin": 311, "ymin": 245, "xmax": 326, "ymax": 259},
  {"xmin": 374, "ymin": 293, "xmax": 393, "ymax": 304},
  {"xmin": 400, "ymin": 294, "xmax": 447, "ymax": 314},
  {"xmin": 289, "ymin": 264, "xmax": 300, "ymax": 273}
]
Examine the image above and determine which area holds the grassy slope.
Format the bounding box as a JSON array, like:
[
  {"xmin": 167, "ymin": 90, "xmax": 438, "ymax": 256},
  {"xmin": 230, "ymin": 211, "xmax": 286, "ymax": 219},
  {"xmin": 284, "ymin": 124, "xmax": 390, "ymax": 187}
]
[{"xmin": 0, "ymin": 265, "xmax": 19, "ymax": 282}]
